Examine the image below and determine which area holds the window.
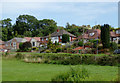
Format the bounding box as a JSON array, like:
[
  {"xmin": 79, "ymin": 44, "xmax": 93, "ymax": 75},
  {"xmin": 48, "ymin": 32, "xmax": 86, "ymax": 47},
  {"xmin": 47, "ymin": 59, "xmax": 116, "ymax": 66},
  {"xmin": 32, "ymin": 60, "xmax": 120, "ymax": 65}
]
[
  {"xmin": 89, "ymin": 33, "xmax": 95, "ymax": 36},
  {"xmin": 32, "ymin": 42, "xmax": 35, "ymax": 46},
  {"xmin": 46, "ymin": 38, "xmax": 48, "ymax": 41},
  {"xmin": 10, "ymin": 43, "xmax": 12, "ymax": 46},
  {"xmin": 42, "ymin": 38, "xmax": 44, "ymax": 41},
  {"xmin": 13, "ymin": 42, "xmax": 16, "ymax": 46},
  {"xmin": 6, "ymin": 44, "xmax": 8, "ymax": 46},
  {"xmin": 60, "ymin": 36, "xmax": 62, "ymax": 39},
  {"xmin": 116, "ymin": 30, "xmax": 120, "ymax": 34}
]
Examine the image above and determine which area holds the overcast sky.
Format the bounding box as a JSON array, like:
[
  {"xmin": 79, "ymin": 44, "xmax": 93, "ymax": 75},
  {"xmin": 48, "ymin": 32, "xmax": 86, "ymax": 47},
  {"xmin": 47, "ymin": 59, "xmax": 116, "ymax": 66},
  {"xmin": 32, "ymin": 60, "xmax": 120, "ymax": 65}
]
[{"xmin": 1, "ymin": 2, "xmax": 118, "ymax": 28}]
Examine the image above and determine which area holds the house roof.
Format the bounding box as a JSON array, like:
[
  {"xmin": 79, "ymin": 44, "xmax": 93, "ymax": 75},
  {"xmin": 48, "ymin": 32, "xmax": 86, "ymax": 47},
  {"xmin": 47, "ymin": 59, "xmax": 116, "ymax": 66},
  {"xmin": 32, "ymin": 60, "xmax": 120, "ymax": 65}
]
[
  {"xmin": 42, "ymin": 29, "xmax": 76, "ymax": 38},
  {"xmin": 73, "ymin": 47, "xmax": 83, "ymax": 50},
  {"xmin": 6, "ymin": 37, "xmax": 24, "ymax": 43},
  {"xmin": 110, "ymin": 31, "xmax": 116, "ymax": 37},
  {"xmin": 33, "ymin": 37, "xmax": 41, "ymax": 41},
  {"xmin": 24, "ymin": 37, "xmax": 32, "ymax": 42},
  {"xmin": 77, "ymin": 29, "xmax": 101, "ymax": 39},
  {"xmin": 110, "ymin": 31, "xmax": 120, "ymax": 37}
]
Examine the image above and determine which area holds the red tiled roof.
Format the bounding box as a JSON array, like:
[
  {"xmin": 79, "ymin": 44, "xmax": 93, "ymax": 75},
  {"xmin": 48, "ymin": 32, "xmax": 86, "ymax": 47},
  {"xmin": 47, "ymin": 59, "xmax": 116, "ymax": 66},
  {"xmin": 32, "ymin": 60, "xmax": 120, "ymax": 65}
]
[
  {"xmin": 24, "ymin": 37, "xmax": 32, "ymax": 42},
  {"xmin": 33, "ymin": 37, "xmax": 41, "ymax": 41},
  {"xmin": 77, "ymin": 29, "xmax": 101, "ymax": 39},
  {"xmin": 73, "ymin": 47, "xmax": 83, "ymax": 50},
  {"xmin": 110, "ymin": 31, "xmax": 116, "ymax": 37}
]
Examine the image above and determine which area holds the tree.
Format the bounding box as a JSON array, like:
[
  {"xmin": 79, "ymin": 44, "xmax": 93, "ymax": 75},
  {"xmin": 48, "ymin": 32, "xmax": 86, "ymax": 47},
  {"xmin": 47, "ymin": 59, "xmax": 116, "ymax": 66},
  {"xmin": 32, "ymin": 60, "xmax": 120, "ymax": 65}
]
[
  {"xmin": 13, "ymin": 14, "xmax": 38, "ymax": 35},
  {"xmin": 1, "ymin": 18, "xmax": 12, "ymax": 28},
  {"xmin": 62, "ymin": 34, "xmax": 70, "ymax": 43},
  {"xmin": 0, "ymin": 18, "xmax": 13, "ymax": 41},
  {"xmin": 38, "ymin": 19, "xmax": 57, "ymax": 36},
  {"xmin": 2, "ymin": 27, "xmax": 8, "ymax": 41},
  {"xmin": 101, "ymin": 24, "xmax": 110, "ymax": 48},
  {"xmin": 47, "ymin": 34, "xmax": 53, "ymax": 49},
  {"xmin": 65, "ymin": 23, "xmax": 89, "ymax": 37}
]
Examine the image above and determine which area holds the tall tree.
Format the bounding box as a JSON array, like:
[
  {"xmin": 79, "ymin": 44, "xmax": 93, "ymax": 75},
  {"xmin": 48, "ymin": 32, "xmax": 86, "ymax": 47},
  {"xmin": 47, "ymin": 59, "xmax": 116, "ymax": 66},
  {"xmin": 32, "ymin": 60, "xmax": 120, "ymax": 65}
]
[
  {"xmin": 38, "ymin": 19, "xmax": 57, "ymax": 36},
  {"xmin": 65, "ymin": 23, "xmax": 89, "ymax": 37},
  {"xmin": 1, "ymin": 18, "xmax": 12, "ymax": 28},
  {"xmin": 0, "ymin": 18, "xmax": 13, "ymax": 41},
  {"xmin": 13, "ymin": 14, "xmax": 38, "ymax": 35},
  {"xmin": 101, "ymin": 24, "xmax": 110, "ymax": 48}
]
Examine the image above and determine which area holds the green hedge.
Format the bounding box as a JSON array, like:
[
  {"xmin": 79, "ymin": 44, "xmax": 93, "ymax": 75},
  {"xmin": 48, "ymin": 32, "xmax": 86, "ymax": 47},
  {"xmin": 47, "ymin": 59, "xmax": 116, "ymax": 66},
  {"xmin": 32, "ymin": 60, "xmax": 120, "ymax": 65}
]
[{"xmin": 17, "ymin": 53, "xmax": 120, "ymax": 66}]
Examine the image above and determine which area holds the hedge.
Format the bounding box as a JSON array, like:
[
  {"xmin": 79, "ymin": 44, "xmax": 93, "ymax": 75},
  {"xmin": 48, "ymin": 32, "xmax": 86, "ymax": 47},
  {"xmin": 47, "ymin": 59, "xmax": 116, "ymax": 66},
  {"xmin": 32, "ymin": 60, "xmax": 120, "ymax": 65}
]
[{"xmin": 16, "ymin": 53, "xmax": 120, "ymax": 66}]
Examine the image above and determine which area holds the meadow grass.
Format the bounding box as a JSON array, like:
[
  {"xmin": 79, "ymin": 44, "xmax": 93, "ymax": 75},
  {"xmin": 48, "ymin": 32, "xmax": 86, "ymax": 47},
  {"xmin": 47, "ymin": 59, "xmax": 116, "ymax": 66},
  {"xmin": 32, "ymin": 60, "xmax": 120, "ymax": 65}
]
[{"xmin": 2, "ymin": 58, "xmax": 118, "ymax": 81}]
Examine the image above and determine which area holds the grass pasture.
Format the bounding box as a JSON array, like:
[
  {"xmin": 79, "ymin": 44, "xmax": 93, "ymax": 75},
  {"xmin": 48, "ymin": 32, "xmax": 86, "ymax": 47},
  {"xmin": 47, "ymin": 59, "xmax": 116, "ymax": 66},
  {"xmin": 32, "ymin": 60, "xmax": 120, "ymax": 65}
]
[{"xmin": 2, "ymin": 58, "xmax": 119, "ymax": 81}]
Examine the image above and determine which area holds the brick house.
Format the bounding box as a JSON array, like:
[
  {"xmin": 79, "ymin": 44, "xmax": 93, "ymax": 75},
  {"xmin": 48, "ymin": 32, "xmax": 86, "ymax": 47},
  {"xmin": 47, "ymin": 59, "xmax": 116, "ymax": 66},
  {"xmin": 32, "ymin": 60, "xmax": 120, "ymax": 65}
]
[
  {"xmin": 77, "ymin": 29, "xmax": 120, "ymax": 44},
  {"xmin": 5, "ymin": 37, "xmax": 27, "ymax": 50},
  {"xmin": 110, "ymin": 29, "xmax": 120, "ymax": 43},
  {"xmin": 77, "ymin": 29, "xmax": 101, "ymax": 43},
  {"xmin": 40, "ymin": 29, "xmax": 76, "ymax": 45},
  {"xmin": 24, "ymin": 37, "xmax": 41, "ymax": 47},
  {"xmin": 0, "ymin": 40, "xmax": 5, "ymax": 49}
]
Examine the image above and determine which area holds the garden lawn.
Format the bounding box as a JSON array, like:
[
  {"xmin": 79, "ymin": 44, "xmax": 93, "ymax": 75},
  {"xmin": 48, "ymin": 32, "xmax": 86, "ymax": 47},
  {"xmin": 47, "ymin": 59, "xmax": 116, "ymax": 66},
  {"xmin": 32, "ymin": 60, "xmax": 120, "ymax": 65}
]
[{"xmin": 2, "ymin": 59, "xmax": 118, "ymax": 81}]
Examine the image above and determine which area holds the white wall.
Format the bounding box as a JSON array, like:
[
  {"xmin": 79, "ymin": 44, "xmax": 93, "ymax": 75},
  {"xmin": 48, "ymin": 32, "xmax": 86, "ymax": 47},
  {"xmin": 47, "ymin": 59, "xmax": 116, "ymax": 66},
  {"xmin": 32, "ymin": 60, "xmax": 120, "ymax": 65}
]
[{"xmin": 51, "ymin": 36, "xmax": 59, "ymax": 43}]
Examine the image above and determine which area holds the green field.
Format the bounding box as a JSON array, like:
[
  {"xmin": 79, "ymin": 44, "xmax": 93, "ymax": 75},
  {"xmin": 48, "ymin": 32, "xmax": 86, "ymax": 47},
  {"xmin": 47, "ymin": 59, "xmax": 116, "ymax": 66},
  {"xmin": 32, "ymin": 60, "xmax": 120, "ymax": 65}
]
[{"xmin": 2, "ymin": 58, "xmax": 118, "ymax": 81}]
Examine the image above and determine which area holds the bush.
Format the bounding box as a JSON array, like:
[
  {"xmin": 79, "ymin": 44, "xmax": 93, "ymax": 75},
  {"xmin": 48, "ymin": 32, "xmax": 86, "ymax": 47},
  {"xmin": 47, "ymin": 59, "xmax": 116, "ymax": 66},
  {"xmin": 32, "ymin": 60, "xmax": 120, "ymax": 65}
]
[
  {"xmin": 56, "ymin": 47, "xmax": 62, "ymax": 52},
  {"xmin": 62, "ymin": 34, "xmax": 70, "ymax": 43},
  {"xmin": 18, "ymin": 42, "xmax": 32, "ymax": 52},
  {"xmin": 78, "ymin": 41, "xmax": 83, "ymax": 46},
  {"xmin": 32, "ymin": 47, "xmax": 39, "ymax": 51},
  {"xmin": 15, "ymin": 53, "xmax": 24, "ymax": 59},
  {"xmin": 45, "ymin": 50, "xmax": 51, "ymax": 53},
  {"xmin": 23, "ymin": 53, "xmax": 119, "ymax": 66},
  {"xmin": 110, "ymin": 42, "xmax": 118, "ymax": 51},
  {"xmin": 51, "ymin": 67, "xmax": 89, "ymax": 81}
]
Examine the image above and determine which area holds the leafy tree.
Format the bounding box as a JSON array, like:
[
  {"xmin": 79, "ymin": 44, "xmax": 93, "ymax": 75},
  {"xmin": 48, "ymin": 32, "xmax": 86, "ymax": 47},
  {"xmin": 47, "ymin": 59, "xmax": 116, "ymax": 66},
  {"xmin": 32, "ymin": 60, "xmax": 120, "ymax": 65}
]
[
  {"xmin": 65, "ymin": 23, "xmax": 89, "ymax": 37},
  {"xmin": 62, "ymin": 34, "xmax": 70, "ymax": 43},
  {"xmin": 1, "ymin": 18, "xmax": 12, "ymax": 28},
  {"xmin": 101, "ymin": 24, "xmax": 110, "ymax": 48},
  {"xmin": 38, "ymin": 19, "xmax": 57, "ymax": 36},
  {"xmin": 13, "ymin": 14, "xmax": 38, "ymax": 35},
  {"xmin": 0, "ymin": 18, "xmax": 13, "ymax": 41},
  {"xmin": 2, "ymin": 27, "xmax": 8, "ymax": 41},
  {"xmin": 23, "ymin": 31, "xmax": 32, "ymax": 37}
]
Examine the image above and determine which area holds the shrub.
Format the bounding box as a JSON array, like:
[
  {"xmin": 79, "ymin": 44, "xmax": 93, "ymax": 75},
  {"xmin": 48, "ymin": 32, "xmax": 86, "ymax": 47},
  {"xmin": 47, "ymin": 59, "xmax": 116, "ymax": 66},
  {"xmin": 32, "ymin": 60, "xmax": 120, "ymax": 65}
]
[
  {"xmin": 78, "ymin": 41, "xmax": 83, "ymax": 46},
  {"xmin": 51, "ymin": 67, "xmax": 89, "ymax": 82},
  {"xmin": 32, "ymin": 47, "xmax": 39, "ymax": 51},
  {"xmin": 45, "ymin": 50, "xmax": 51, "ymax": 53},
  {"xmin": 110, "ymin": 42, "xmax": 118, "ymax": 51},
  {"xmin": 18, "ymin": 42, "xmax": 32, "ymax": 52},
  {"xmin": 56, "ymin": 47, "xmax": 62, "ymax": 52},
  {"xmin": 23, "ymin": 42, "xmax": 32, "ymax": 49},
  {"xmin": 62, "ymin": 34, "xmax": 70, "ymax": 43},
  {"xmin": 19, "ymin": 42, "xmax": 23, "ymax": 50},
  {"xmin": 15, "ymin": 53, "xmax": 24, "ymax": 59}
]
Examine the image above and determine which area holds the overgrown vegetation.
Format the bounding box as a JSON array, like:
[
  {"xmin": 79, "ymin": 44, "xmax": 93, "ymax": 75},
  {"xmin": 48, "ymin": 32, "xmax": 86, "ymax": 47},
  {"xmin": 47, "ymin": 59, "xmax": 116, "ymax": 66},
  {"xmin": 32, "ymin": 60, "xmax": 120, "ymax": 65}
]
[
  {"xmin": 52, "ymin": 67, "xmax": 89, "ymax": 82},
  {"xmin": 14, "ymin": 53, "xmax": 120, "ymax": 66}
]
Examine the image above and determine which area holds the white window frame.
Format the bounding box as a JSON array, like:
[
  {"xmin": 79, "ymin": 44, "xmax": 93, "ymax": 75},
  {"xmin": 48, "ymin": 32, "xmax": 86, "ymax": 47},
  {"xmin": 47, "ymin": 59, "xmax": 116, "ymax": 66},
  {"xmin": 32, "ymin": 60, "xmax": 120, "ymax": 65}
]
[
  {"xmin": 89, "ymin": 33, "xmax": 95, "ymax": 36},
  {"xmin": 60, "ymin": 36, "xmax": 62, "ymax": 39},
  {"xmin": 46, "ymin": 38, "xmax": 48, "ymax": 41}
]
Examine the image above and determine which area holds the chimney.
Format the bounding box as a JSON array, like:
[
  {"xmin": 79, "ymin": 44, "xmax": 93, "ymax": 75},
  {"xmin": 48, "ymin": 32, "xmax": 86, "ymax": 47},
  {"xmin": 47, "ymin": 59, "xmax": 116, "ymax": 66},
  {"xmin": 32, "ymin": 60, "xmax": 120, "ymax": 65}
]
[{"xmin": 57, "ymin": 29, "xmax": 59, "ymax": 32}]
